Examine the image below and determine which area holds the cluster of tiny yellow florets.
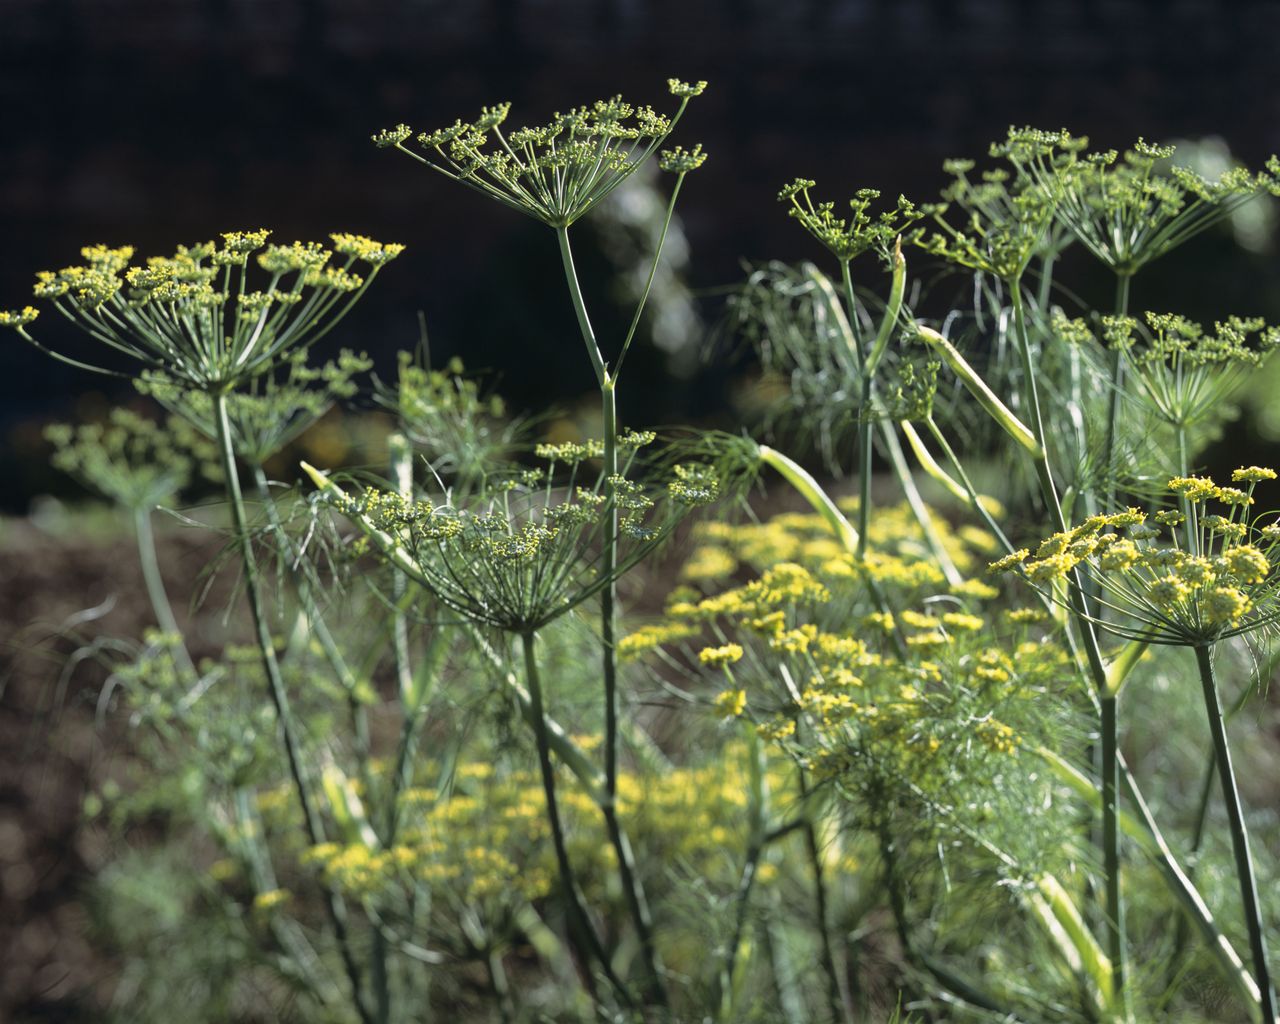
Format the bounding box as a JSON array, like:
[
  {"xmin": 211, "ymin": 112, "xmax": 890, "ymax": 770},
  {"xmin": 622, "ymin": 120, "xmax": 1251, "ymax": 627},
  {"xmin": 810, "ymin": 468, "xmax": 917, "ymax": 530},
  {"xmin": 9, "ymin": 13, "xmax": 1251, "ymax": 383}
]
[
  {"xmin": 991, "ymin": 469, "xmax": 1280, "ymax": 641},
  {"xmin": 622, "ymin": 500, "xmax": 1063, "ymax": 782},
  {"xmin": 295, "ymin": 748, "xmax": 791, "ymax": 916},
  {"xmin": 372, "ymin": 79, "xmax": 707, "ymax": 227}
]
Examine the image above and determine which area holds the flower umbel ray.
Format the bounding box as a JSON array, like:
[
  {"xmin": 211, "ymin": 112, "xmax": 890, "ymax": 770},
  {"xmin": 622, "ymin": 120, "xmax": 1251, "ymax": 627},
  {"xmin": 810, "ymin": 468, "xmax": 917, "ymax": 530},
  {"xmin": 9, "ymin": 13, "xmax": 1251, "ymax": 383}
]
[
  {"xmin": 991, "ymin": 471, "xmax": 1280, "ymax": 645},
  {"xmin": 3, "ymin": 232, "xmax": 402, "ymax": 389},
  {"xmin": 372, "ymin": 79, "xmax": 707, "ymax": 228}
]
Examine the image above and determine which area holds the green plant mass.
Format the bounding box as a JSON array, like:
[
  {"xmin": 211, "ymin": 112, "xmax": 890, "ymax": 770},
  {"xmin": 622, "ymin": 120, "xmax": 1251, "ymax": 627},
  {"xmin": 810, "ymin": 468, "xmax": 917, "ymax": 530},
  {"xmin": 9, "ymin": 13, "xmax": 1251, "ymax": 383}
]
[{"xmin": 7, "ymin": 79, "xmax": 1280, "ymax": 1024}]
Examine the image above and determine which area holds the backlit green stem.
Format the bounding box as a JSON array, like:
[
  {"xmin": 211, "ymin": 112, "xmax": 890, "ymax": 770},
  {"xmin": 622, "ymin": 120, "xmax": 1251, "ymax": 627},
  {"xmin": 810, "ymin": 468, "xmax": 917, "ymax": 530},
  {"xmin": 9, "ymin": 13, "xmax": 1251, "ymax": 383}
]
[
  {"xmin": 879, "ymin": 421, "xmax": 962, "ymax": 586},
  {"xmin": 758, "ymin": 445, "xmax": 859, "ymax": 551},
  {"xmin": 1194, "ymin": 644, "xmax": 1277, "ymax": 1023},
  {"xmin": 556, "ymin": 226, "xmax": 667, "ymax": 1009}
]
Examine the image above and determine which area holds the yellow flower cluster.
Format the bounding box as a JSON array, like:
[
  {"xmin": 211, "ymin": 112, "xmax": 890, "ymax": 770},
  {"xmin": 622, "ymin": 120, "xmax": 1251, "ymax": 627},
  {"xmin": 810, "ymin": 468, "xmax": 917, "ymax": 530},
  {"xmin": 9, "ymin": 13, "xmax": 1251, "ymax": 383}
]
[
  {"xmin": 698, "ymin": 643, "xmax": 744, "ymax": 667},
  {"xmin": 992, "ymin": 470, "xmax": 1280, "ymax": 641},
  {"xmin": 295, "ymin": 746, "xmax": 800, "ymax": 922}
]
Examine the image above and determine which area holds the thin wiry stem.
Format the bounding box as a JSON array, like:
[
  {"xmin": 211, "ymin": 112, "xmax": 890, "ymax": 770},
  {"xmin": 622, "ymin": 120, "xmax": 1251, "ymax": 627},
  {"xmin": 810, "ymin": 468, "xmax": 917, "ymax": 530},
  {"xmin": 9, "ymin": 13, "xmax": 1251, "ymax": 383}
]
[
  {"xmin": 1009, "ymin": 281, "xmax": 1128, "ymax": 1017},
  {"xmin": 1103, "ymin": 272, "xmax": 1132, "ymax": 512},
  {"xmin": 212, "ymin": 391, "xmax": 374, "ymax": 1024},
  {"xmin": 555, "ymin": 225, "xmax": 668, "ymax": 1010},
  {"xmin": 797, "ymin": 756, "xmax": 853, "ymax": 1024},
  {"xmin": 613, "ymin": 172, "xmax": 686, "ymax": 379},
  {"xmin": 520, "ymin": 630, "xmax": 631, "ymax": 1008}
]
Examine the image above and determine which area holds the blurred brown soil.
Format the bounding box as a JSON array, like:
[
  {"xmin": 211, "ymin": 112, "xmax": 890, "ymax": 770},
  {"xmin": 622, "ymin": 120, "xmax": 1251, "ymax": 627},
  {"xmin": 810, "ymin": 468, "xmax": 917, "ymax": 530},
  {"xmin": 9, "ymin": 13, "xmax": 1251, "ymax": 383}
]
[{"xmin": 0, "ymin": 513, "xmax": 224, "ymax": 1023}]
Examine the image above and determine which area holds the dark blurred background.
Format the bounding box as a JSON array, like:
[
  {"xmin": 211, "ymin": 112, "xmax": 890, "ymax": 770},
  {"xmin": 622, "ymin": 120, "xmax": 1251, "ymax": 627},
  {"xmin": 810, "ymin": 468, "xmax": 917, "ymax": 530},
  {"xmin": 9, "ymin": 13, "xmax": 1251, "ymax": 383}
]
[{"xmin": 4, "ymin": 0, "xmax": 1280, "ymax": 508}]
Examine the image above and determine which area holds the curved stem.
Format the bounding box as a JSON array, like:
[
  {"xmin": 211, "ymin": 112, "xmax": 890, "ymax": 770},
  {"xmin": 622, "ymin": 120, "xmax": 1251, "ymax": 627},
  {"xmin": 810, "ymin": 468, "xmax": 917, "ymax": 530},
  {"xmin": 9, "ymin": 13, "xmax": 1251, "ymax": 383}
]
[
  {"xmin": 879, "ymin": 420, "xmax": 962, "ymax": 586},
  {"xmin": 212, "ymin": 390, "xmax": 373, "ymax": 1024},
  {"xmin": 555, "ymin": 227, "xmax": 607, "ymax": 386},
  {"xmin": 613, "ymin": 172, "xmax": 685, "ymax": 379},
  {"xmin": 131, "ymin": 504, "xmax": 197, "ymax": 680},
  {"xmin": 1194, "ymin": 644, "xmax": 1277, "ymax": 1023}
]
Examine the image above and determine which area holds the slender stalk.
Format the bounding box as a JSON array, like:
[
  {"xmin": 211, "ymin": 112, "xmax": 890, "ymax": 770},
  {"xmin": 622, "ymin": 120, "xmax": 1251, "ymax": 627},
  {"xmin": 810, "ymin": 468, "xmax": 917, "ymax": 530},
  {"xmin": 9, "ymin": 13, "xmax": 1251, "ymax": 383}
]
[
  {"xmin": 386, "ymin": 435, "xmax": 431, "ymax": 845},
  {"xmin": 1036, "ymin": 249, "xmax": 1057, "ymax": 312},
  {"xmin": 1175, "ymin": 423, "xmax": 1198, "ymax": 550},
  {"xmin": 1193, "ymin": 644, "xmax": 1277, "ymax": 1023},
  {"xmin": 838, "ymin": 260, "xmax": 864, "ymax": 374},
  {"xmin": 1167, "ymin": 662, "xmax": 1267, "ymax": 988},
  {"xmin": 836, "ymin": 258, "xmax": 874, "ymax": 560},
  {"xmin": 555, "ymin": 225, "xmax": 667, "ymax": 1010},
  {"xmin": 250, "ymin": 466, "xmax": 373, "ymax": 791},
  {"xmin": 520, "ymin": 629, "xmax": 631, "ymax": 1008},
  {"xmin": 1010, "ymin": 283, "xmax": 1128, "ymax": 1016},
  {"xmin": 1103, "ymin": 273, "xmax": 1132, "ymax": 512},
  {"xmin": 212, "ymin": 390, "xmax": 374, "ymax": 1024},
  {"xmin": 1100, "ymin": 693, "xmax": 1125, "ymax": 1012},
  {"xmin": 879, "ymin": 420, "xmax": 962, "ymax": 586},
  {"xmin": 613, "ymin": 172, "xmax": 685, "ymax": 378},
  {"xmin": 131, "ymin": 504, "xmax": 198, "ymax": 680},
  {"xmin": 857, "ymin": 373, "xmax": 873, "ymax": 561},
  {"xmin": 798, "ymin": 760, "xmax": 852, "ymax": 1024}
]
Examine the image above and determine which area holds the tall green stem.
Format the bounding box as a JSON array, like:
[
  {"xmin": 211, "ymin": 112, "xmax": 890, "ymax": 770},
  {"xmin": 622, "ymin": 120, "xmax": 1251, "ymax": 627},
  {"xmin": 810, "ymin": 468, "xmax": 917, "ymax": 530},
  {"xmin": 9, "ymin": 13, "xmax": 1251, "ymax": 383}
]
[
  {"xmin": 1193, "ymin": 645, "xmax": 1277, "ymax": 1023},
  {"xmin": 556, "ymin": 226, "xmax": 667, "ymax": 1010},
  {"xmin": 212, "ymin": 390, "xmax": 373, "ymax": 1024},
  {"xmin": 520, "ymin": 630, "xmax": 630, "ymax": 1008},
  {"xmin": 857, "ymin": 375, "xmax": 873, "ymax": 561},
  {"xmin": 1010, "ymin": 283, "xmax": 1127, "ymax": 1016}
]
